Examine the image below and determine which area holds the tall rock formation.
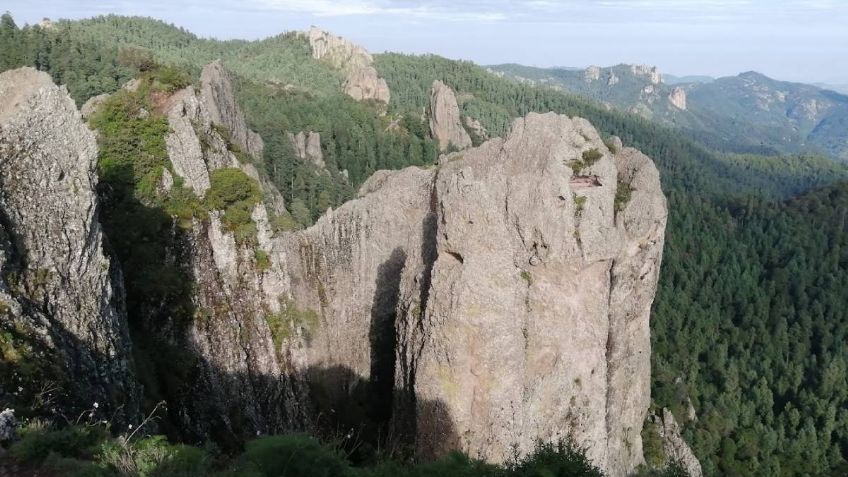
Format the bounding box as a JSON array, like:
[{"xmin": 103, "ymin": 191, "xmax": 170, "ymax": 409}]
[
  {"xmin": 306, "ymin": 27, "xmax": 390, "ymax": 104},
  {"xmin": 1, "ymin": 63, "xmax": 674, "ymax": 476},
  {"xmin": 429, "ymin": 80, "xmax": 472, "ymax": 152},
  {"xmin": 399, "ymin": 115, "xmax": 666, "ymax": 476},
  {"xmin": 0, "ymin": 68, "xmax": 138, "ymax": 422}
]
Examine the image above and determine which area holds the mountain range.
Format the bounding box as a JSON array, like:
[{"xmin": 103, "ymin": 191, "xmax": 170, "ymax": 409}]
[{"xmin": 489, "ymin": 63, "xmax": 848, "ymax": 161}]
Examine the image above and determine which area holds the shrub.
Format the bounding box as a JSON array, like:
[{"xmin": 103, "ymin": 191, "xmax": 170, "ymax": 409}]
[
  {"xmin": 90, "ymin": 88, "xmax": 170, "ymax": 203},
  {"xmin": 151, "ymin": 65, "xmax": 191, "ymax": 93},
  {"xmin": 641, "ymin": 419, "xmax": 665, "ymax": 468},
  {"xmin": 236, "ymin": 434, "xmax": 351, "ymax": 477},
  {"xmin": 205, "ymin": 168, "xmax": 263, "ymax": 243},
  {"xmin": 510, "ymin": 440, "xmax": 604, "ymax": 477},
  {"xmin": 614, "ymin": 181, "xmax": 633, "ymax": 212},
  {"xmin": 574, "ymin": 194, "xmax": 587, "ymax": 214},
  {"xmin": 10, "ymin": 424, "xmax": 109, "ymax": 463},
  {"xmin": 269, "ymin": 211, "xmax": 301, "ymax": 233},
  {"xmin": 100, "ymin": 435, "xmax": 209, "ymax": 477},
  {"xmin": 581, "ymin": 148, "xmax": 603, "ymax": 166},
  {"xmin": 265, "ymin": 299, "xmax": 321, "ymax": 347},
  {"xmin": 254, "ymin": 250, "xmax": 271, "ymax": 272}
]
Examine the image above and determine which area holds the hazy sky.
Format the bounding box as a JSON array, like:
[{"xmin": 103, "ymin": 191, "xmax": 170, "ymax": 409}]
[{"xmin": 5, "ymin": 0, "xmax": 848, "ymax": 83}]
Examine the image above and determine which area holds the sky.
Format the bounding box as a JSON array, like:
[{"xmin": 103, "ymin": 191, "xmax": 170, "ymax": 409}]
[{"xmin": 5, "ymin": 0, "xmax": 848, "ymax": 84}]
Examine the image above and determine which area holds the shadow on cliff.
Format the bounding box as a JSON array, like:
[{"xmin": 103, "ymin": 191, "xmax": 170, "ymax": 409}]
[{"xmin": 94, "ymin": 183, "xmax": 459, "ymax": 462}]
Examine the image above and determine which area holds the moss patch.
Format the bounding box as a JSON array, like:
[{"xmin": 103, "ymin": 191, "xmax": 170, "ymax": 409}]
[
  {"xmin": 265, "ymin": 298, "xmax": 320, "ymax": 348},
  {"xmin": 204, "ymin": 168, "xmax": 263, "ymax": 244}
]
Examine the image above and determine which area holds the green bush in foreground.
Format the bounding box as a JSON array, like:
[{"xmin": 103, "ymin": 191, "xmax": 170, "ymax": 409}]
[{"xmin": 6, "ymin": 425, "xmax": 675, "ymax": 477}]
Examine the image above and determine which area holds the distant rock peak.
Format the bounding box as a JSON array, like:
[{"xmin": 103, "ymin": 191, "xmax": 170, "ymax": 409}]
[
  {"xmin": 305, "ymin": 27, "xmax": 390, "ymax": 104},
  {"xmin": 429, "ymin": 80, "xmax": 472, "ymax": 151},
  {"xmin": 630, "ymin": 64, "xmax": 663, "ymax": 84},
  {"xmin": 668, "ymin": 86, "xmax": 687, "ymax": 110}
]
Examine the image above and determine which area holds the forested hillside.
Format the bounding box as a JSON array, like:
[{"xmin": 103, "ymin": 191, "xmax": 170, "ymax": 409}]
[
  {"xmin": 488, "ymin": 63, "xmax": 848, "ymax": 162},
  {"xmin": 3, "ymin": 13, "xmax": 848, "ymax": 476}
]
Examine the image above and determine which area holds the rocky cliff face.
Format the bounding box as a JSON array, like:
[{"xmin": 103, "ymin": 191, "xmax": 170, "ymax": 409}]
[
  {"xmin": 0, "ymin": 68, "xmax": 138, "ymax": 422},
  {"xmin": 1, "ymin": 61, "xmax": 675, "ymax": 476},
  {"xmin": 647, "ymin": 409, "xmax": 703, "ymax": 477},
  {"xmin": 429, "ymin": 80, "xmax": 472, "ymax": 152},
  {"xmin": 306, "ymin": 27, "xmax": 390, "ymax": 104},
  {"xmin": 403, "ymin": 114, "xmax": 666, "ymax": 476},
  {"xmin": 150, "ymin": 75, "xmax": 668, "ymax": 473}
]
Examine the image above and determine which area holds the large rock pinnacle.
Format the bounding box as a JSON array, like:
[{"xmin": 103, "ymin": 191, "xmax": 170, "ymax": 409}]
[
  {"xmin": 307, "ymin": 27, "xmax": 391, "ymax": 104},
  {"xmin": 0, "ymin": 67, "xmax": 138, "ymax": 422},
  {"xmin": 429, "ymin": 80, "xmax": 472, "ymax": 152}
]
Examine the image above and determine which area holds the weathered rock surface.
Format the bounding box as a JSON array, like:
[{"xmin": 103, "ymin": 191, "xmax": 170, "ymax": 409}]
[
  {"xmin": 585, "ymin": 65, "xmax": 601, "ymax": 82},
  {"xmin": 631, "ymin": 64, "xmax": 662, "ymax": 84},
  {"xmin": 463, "ymin": 116, "xmax": 489, "ymax": 142},
  {"xmin": 307, "ymin": 27, "xmax": 390, "ymax": 104},
  {"xmin": 0, "ymin": 67, "xmax": 138, "ymax": 422},
  {"xmin": 80, "ymin": 92, "xmax": 110, "ymax": 119},
  {"xmin": 401, "ymin": 113, "xmax": 666, "ymax": 476},
  {"xmin": 2, "ymin": 63, "xmax": 677, "ymax": 475},
  {"xmin": 429, "ymin": 80, "xmax": 472, "ymax": 152},
  {"xmin": 648, "ymin": 409, "xmax": 703, "ymax": 477},
  {"xmin": 287, "ymin": 131, "xmax": 325, "ymax": 169},
  {"xmin": 200, "ymin": 60, "xmax": 264, "ymax": 159},
  {"xmin": 669, "ymin": 87, "xmax": 687, "ymax": 110}
]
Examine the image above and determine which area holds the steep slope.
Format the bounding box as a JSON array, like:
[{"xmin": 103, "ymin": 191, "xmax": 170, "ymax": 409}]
[{"xmin": 0, "ymin": 68, "xmax": 138, "ymax": 423}]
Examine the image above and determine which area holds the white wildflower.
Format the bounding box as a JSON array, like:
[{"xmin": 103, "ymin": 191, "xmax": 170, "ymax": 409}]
[{"xmin": 93, "ymin": 402, "xmax": 99, "ymax": 409}]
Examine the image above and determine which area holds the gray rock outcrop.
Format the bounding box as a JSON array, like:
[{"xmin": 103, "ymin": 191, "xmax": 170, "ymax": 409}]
[
  {"xmin": 647, "ymin": 409, "xmax": 703, "ymax": 477},
  {"xmin": 307, "ymin": 27, "xmax": 390, "ymax": 104},
  {"xmin": 0, "ymin": 68, "xmax": 138, "ymax": 422},
  {"xmin": 429, "ymin": 80, "xmax": 472, "ymax": 151},
  {"xmin": 143, "ymin": 100, "xmax": 669, "ymax": 474},
  {"xmin": 463, "ymin": 116, "xmax": 489, "ymax": 142},
  {"xmin": 287, "ymin": 131, "xmax": 325, "ymax": 169},
  {"xmin": 585, "ymin": 66, "xmax": 601, "ymax": 82},
  {"xmin": 200, "ymin": 60, "xmax": 264, "ymax": 159},
  {"xmin": 631, "ymin": 64, "xmax": 662, "ymax": 84},
  {"xmin": 669, "ymin": 87, "xmax": 687, "ymax": 110}
]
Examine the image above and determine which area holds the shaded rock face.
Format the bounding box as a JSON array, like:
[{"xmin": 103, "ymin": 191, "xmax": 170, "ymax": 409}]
[
  {"xmin": 0, "ymin": 68, "xmax": 138, "ymax": 422},
  {"xmin": 136, "ymin": 62, "xmax": 301, "ymax": 444},
  {"xmin": 648, "ymin": 409, "xmax": 703, "ymax": 477},
  {"xmin": 158, "ymin": 101, "xmax": 667, "ymax": 475},
  {"xmin": 429, "ymin": 80, "xmax": 472, "ymax": 152},
  {"xmin": 307, "ymin": 27, "xmax": 390, "ymax": 104},
  {"xmin": 286, "ymin": 131, "xmax": 325, "ymax": 169}
]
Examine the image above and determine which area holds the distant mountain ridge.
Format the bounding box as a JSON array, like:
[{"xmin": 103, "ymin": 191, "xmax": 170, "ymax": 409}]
[{"xmin": 489, "ymin": 63, "xmax": 848, "ymax": 161}]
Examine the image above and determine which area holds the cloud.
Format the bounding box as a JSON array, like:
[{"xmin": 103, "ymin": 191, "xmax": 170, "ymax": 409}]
[{"xmin": 255, "ymin": 0, "xmax": 506, "ymax": 21}]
